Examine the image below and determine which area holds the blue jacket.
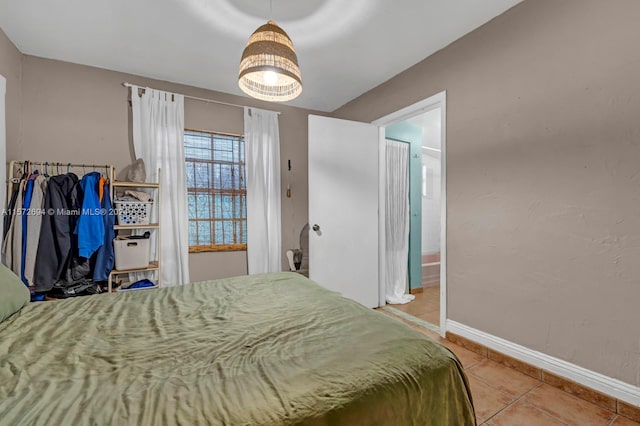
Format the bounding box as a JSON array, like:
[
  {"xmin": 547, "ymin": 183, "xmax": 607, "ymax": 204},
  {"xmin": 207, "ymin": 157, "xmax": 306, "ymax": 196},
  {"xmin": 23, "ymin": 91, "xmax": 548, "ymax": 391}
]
[
  {"xmin": 21, "ymin": 177, "xmax": 35, "ymax": 284},
  {"xmin": 74, "ymin": 172, "xmax": 104, "ymax": 259},
  {"xmin": 93, "ymin": 184, "xmax": 115, "ymax": 282}
]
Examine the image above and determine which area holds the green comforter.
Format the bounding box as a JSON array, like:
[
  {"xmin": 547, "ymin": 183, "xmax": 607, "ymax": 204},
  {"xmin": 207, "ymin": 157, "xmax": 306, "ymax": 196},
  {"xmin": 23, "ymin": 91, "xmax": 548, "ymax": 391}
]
[{"xmin": 0, "ymin": 273, "xmax": 475, "ymax": 425}]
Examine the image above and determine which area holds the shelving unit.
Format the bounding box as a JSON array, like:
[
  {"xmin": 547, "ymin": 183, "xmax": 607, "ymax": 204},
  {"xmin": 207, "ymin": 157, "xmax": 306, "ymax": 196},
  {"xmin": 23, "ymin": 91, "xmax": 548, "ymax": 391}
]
[{"xmin": 107, "ymin": 170, "xmax": 161, "ymax": 293}]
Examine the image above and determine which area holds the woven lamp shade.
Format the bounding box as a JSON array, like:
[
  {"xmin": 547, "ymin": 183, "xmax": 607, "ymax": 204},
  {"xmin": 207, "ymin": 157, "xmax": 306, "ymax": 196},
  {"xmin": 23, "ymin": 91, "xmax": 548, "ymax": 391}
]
[{"xmin": 238, "ymin": 20, "xmax": 302, "ymax": 102}]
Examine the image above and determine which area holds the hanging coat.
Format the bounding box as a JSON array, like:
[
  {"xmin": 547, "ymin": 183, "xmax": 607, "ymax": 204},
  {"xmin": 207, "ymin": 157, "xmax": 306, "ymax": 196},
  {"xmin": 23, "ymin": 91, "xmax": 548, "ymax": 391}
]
[
  {"xmin": 93, "ymin": 183, "xmax": 115, "ymax": 282},
  {"xmin": 2, "ymin": 179, "xmax": 25, "ymax": 276},
  {"xmin": 75, "ymin": 172, "xmax": 104, "ymax": 259},
  {"xmin": 32, "ymin": 173, "xmax": 84, "ymax": 292},
  {"xmin": 20, "ymin": 177, "xmax": 36, "ymax": 284},
  {"xmin": 24, "ymin": 175, "xmax": 48, "ymax": 286}
]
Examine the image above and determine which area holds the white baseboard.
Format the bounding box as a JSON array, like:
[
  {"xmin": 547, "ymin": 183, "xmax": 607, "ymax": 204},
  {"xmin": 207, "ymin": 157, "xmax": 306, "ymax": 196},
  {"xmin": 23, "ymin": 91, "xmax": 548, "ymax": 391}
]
[{"xmin": 446, "ymin": 320, "xmax": 640, "ymax": 407}]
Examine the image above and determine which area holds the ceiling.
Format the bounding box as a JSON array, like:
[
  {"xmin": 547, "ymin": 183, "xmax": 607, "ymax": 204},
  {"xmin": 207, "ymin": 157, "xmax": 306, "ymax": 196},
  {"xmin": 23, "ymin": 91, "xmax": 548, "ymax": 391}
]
[{"xmin": 0, "ymin": 0, "xmax": 524, "ymax": 112}]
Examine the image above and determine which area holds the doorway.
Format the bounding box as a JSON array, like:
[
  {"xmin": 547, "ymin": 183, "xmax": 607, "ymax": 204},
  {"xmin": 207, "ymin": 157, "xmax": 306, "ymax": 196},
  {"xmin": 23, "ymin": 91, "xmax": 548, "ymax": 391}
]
[{"xmin": 373, "ymin": 91, "xmax": 447, "ymax": 336}]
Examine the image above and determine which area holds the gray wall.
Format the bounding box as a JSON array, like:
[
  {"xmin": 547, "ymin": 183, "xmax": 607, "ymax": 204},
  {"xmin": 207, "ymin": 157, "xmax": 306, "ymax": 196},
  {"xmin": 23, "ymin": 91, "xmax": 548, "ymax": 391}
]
[
  {"xmin": 16, "ymin": 55, "xmax": 320, "ymax": 282},
  {"xmin": 0, "ymin": 28, "xmax": 22, "ymax": 161},
  {"xmin": 334, "ymin": 0, "xmax": 640, "ymax": 387}
]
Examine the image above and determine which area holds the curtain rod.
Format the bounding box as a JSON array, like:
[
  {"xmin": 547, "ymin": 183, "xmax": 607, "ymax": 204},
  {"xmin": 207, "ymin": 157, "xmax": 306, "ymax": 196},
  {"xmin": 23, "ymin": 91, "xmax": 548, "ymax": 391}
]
[
  {"xmin": 122, "ymin": 82, "xmax": 281, "ymax": 115},
  {"xmin": 8, "ymin": 160, "xmax": 112, "ymax": 184}
]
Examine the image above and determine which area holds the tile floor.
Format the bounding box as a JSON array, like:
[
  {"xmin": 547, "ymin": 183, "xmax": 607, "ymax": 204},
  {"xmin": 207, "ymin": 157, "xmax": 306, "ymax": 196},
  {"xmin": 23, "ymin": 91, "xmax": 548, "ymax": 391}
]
[
  {"xmin": 388, "ymin": 285, "xmax": 440, "ymax": 326},
  {"xmin": 376, "ymin": 309, "xmax": 640, "ymax": 426}
]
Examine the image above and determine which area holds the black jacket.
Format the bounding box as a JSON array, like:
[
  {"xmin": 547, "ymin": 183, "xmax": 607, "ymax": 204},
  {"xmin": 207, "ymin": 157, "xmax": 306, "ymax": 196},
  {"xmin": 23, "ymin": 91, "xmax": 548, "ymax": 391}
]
[{"xmin": 33, "ymin": 173, "xmax": 88, "ymax": 292}]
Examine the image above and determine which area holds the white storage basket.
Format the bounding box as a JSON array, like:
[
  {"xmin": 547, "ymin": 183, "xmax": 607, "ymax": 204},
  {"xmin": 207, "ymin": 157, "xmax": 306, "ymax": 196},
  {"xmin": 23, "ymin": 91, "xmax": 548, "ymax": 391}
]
[
  {"xmin": 115, "ymin": 200, "xmax": 153, "ymax": 225},
  {"xmin": 114, "ymin": 238, "xmax": 150, "ymax": 270}
]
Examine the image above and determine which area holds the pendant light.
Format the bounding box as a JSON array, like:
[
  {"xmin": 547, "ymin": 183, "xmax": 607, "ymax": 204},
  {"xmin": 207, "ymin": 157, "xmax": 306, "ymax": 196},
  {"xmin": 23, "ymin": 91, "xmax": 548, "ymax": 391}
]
[{"xmin": 238, "ymin": 14, "xmax": 302, "ymax": 102}]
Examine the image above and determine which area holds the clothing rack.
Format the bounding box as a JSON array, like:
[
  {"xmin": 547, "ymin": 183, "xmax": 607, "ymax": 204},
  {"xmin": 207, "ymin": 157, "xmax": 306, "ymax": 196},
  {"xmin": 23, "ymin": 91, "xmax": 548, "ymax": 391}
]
[
  {"xmin": 4, "ymin": 160, "xmax": 118, "ymax": 298},
  {"xmin": 7, "ymin": 161, "xmax": 115, "ymax": 203}
]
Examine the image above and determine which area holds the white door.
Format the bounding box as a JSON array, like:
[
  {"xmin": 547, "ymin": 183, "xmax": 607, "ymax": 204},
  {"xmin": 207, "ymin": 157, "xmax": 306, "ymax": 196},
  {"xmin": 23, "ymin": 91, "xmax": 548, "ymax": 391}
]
[{"xmin": 308, "ymin": 115, "xmax": 381, "ymax": 308}]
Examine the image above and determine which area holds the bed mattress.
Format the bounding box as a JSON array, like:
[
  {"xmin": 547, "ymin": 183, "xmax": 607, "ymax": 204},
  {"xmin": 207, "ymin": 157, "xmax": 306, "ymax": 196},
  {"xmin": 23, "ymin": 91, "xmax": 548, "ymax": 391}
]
[{"xmin": 0, "ymin": 272, "xmax": 475, "ymax": 425}]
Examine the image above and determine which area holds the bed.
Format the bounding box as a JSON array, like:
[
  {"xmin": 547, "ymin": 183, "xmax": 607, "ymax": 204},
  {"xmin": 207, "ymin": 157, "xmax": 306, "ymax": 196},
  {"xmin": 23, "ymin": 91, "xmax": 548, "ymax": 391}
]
[{"xmin": 0, "ymin": 269, "xmax": 475, "ymax": 425}]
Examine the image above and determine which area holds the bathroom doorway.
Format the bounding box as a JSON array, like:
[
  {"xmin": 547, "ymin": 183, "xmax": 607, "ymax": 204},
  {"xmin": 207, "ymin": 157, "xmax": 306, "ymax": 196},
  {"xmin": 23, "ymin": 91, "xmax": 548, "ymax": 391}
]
[{"xmin": 374, "ymin": 91, "xmax": 446, "ymax": 335}]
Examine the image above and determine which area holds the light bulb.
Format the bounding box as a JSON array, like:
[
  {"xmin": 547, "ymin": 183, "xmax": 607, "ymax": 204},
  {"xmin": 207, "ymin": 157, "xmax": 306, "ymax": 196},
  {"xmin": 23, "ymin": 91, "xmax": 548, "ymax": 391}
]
[{"xmin": 264, "ymin": 70, "xmax": 278, "ymax": 86}]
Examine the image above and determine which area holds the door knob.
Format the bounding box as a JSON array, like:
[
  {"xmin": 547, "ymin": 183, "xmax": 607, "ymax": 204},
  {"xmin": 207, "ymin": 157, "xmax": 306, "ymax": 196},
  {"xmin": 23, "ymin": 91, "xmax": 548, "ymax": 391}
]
[{"xmin": 312, "ymin": 224, "xmax": 320, "ymax": 232}]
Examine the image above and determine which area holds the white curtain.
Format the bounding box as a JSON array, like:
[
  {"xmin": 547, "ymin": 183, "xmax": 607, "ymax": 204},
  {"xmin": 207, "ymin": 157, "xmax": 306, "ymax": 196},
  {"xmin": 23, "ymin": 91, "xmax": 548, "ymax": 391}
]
[
  {"xmin": 130, "ymin": 86, "xmax": 190, "ymax": 286},
  {"xmin": 244, "ymin": 107, "xmax": 282, "ymax": 274},
  {"xmin": 385, "ymin": 139, "xmax": 414, "ymax": 304}
]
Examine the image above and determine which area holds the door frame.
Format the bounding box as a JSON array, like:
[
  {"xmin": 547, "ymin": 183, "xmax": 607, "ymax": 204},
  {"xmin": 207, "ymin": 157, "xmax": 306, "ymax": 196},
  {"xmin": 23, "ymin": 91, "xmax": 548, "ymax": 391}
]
[
  {"xmin": 0, "ymin": 74, "xmax": 6, "ymax": 220},
  {"xmin": 372, "ymin": 91, "xmax": 447, "ymax": 336}
]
